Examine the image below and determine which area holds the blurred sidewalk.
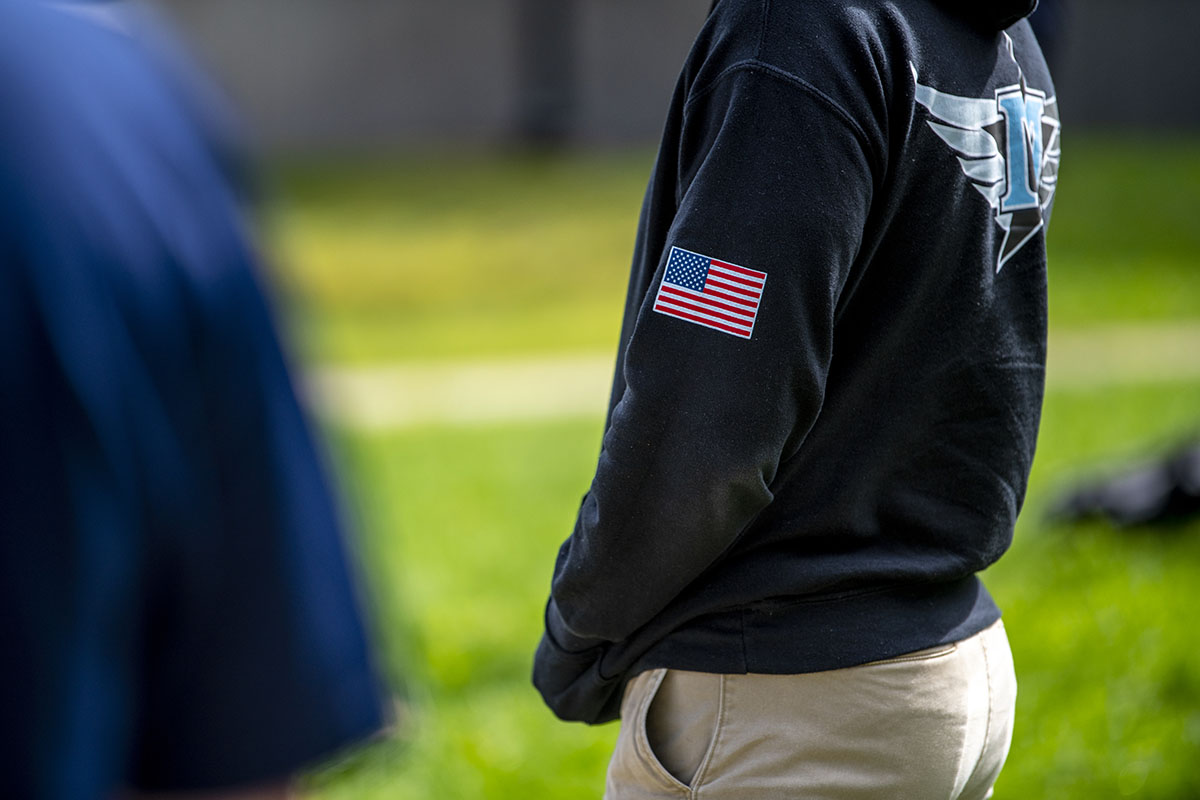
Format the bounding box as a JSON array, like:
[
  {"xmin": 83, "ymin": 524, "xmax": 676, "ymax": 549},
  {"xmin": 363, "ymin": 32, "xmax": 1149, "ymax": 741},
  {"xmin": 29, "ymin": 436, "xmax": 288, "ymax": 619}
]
[
  {"xmin": 307, "ymin": 322, "xmax": 1200, "ymax": 431},
  {"xmin": 309, "ymin": 353, "xmax": 614, "ymax": 430}
]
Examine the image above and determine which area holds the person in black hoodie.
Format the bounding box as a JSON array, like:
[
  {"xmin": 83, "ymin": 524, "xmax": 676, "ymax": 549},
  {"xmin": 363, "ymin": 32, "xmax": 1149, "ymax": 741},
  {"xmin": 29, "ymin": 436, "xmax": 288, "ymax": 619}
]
[{"xmin": 534, "ymin": 0, "xmax": 1059, "ymax": 797}]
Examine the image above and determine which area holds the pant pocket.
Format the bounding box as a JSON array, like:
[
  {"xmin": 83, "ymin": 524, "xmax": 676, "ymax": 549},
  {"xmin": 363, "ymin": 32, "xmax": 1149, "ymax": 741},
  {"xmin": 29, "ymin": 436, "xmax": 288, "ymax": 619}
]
[
  {"xmin": 607, "ymin": 669, "xmax": 688, "ymax": 799},
  {"xmin": 639, "ymin": 669, "xmax": 723, "ymax": 790}
]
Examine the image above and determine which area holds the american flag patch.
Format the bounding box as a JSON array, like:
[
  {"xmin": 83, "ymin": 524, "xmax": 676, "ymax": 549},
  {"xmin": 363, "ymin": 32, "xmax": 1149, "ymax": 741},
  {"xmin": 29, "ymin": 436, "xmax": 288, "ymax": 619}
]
[{"xmin": 653, "ymin": 246, "xmax": 767, "ymax": 339}]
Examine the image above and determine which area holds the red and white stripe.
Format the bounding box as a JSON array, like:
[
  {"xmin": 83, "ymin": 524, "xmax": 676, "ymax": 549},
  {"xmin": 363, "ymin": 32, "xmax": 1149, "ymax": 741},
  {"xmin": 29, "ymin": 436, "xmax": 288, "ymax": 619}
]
[{"xmin": 654, "ymin": 259, "xmax": 766, "ymax": 339}]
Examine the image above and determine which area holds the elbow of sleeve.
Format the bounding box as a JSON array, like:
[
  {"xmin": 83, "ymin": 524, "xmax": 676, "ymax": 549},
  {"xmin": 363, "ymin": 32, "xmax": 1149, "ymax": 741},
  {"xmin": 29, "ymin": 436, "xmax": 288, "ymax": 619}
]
[{"xmin": 545, "ymin": 596, "xmax": 611, "ymax": 653}]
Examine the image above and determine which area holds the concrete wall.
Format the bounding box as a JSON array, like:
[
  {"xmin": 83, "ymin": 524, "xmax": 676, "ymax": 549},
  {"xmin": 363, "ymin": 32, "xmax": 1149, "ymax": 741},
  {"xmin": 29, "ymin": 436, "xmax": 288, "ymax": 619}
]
[
  {"xmin": 156, "ymin": 0, "xmax": 521, "ymax": 149},
  {"xmin": 1052, "ymin": 0, "xmax": 1200, "ymax": 130},
  {"xmin": 155, "ymin": 0, "xmax": 708, "ymax": 150},
  {"xmin": 152, "ymin": 0, "xmax": 1200, "ymax": 152}
]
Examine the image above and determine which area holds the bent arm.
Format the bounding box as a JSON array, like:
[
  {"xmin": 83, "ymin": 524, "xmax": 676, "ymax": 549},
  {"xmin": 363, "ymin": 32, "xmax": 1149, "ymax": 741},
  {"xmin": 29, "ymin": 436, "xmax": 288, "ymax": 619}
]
[{"xmin": 536, "ymin": 67, "xmax": 877, "ymax": 719}]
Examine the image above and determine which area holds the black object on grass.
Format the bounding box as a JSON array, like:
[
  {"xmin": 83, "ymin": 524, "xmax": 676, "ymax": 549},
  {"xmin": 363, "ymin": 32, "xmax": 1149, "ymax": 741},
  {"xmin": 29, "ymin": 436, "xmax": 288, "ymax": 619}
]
[{"xmin": 1049, "ymin": 440, "xmax": 1200, "ymax": 527}]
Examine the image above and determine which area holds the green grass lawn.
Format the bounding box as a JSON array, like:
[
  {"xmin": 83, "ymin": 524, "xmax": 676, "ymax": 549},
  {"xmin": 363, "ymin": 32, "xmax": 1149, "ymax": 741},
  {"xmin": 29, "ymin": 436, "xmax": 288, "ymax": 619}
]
[
  {"xmin": 264, "ymin": 154, "xmax": 645, "ymax": 363},
  {"xmin": 272, "ymin": 136, "xmax": 1200, "ymax": 798},
  {"xmin": 302, "ymin": 382, "xmax": 1200, "ymax": 800},
  {"xmin": 263, "ymin": 137, "xmax": 1200, "ymax": 364}
]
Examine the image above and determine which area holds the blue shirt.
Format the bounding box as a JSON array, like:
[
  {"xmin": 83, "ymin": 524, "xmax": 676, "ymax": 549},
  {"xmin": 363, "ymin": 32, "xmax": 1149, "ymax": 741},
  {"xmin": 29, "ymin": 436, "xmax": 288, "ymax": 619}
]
[{"xmin": 0, "ymin": 2, "xmax": 384, "ymax": 794}]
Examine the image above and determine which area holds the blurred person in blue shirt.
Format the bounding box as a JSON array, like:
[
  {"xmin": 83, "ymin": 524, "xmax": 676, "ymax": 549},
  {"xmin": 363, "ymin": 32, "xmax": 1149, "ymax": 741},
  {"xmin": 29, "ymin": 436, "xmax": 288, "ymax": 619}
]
[{"xmin": 0, "ymin": 1, "xmax": 385, "ymax": 797}]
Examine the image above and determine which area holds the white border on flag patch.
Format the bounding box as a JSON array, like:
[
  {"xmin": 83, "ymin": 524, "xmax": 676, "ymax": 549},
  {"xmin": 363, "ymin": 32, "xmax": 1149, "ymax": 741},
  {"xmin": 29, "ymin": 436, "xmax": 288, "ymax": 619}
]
[{"xmin": 652, "ymin": 246, "xmax": 767, "ymax": 340}]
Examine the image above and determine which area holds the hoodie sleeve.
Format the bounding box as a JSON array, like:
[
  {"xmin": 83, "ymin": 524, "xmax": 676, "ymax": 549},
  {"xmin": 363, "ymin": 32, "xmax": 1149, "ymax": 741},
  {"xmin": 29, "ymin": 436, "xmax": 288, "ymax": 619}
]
[{"xmin": 535, "ymin": 65, "xmax": 877, "ymax": 720}]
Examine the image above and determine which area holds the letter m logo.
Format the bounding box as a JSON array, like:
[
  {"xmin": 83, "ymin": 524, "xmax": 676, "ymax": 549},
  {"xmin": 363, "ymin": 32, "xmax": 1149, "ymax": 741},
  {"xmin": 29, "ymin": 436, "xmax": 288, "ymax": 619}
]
[{"xmin": 997, "ymin": 86, "xmax": 1047, "ymax": 214}]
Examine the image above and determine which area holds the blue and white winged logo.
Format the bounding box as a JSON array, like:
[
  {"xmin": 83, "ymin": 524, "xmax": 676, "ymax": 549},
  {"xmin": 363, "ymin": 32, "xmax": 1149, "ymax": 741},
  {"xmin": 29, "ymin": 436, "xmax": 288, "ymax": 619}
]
[{"xmin": 911, "ymin": 39, "xmax": 1061, "ymax": 272}]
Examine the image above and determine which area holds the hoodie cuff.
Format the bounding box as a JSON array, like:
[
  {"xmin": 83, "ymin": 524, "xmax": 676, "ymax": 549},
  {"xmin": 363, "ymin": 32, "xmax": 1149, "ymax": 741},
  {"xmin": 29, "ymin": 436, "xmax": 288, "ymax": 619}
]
[{"xmin": 533, "ymin": 600, "xmax": 622, "ymax": 724}]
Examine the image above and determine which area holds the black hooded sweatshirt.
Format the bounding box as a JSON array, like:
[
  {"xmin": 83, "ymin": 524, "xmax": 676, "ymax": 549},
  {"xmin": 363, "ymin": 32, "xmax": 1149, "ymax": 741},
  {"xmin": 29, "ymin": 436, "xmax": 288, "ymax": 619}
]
[{"xmin": 535, "ymin": 0, "xmax": 1058, "ymax": 724}]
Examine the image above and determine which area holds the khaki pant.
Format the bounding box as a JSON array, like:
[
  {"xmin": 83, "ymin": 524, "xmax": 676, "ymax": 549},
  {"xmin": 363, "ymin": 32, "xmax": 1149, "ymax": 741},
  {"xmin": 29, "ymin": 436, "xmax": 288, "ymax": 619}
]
[{"xmin": 605, "ymin": 620, "xmax": 1016, "ymax": 800}]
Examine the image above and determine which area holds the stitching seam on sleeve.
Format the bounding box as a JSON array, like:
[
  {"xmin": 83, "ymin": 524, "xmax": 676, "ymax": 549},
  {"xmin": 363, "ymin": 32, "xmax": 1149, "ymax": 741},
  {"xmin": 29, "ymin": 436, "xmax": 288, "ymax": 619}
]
[
  {"xmin": 757, "ymin": 0, "xmax": 771, "ymax": 59},
  {"xmin": 683, "ymin": 59, "xmax": 880, "ymax": 172}
]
